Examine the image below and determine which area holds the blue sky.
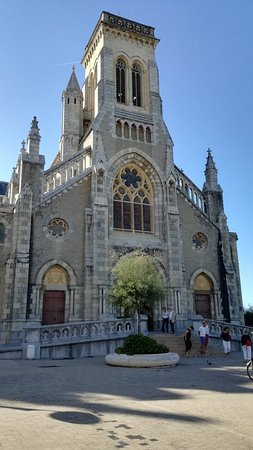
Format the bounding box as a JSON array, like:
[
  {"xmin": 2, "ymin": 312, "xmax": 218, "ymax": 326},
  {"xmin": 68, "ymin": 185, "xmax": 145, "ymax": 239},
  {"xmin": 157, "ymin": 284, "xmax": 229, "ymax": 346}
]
[{"xmin": 0, "ymin": 0, "xmax": 252, "ymax": 308}]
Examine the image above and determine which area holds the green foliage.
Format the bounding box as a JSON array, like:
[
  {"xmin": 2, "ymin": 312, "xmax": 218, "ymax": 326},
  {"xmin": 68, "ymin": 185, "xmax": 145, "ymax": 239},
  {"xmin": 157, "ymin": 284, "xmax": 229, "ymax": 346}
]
[
  {"xmin": 115, "ymin": 334, "xmax": 169, "ymax": 355},
  {"xmin": 244, "ymin": 306, "xmax": 253, "ymax": 326},
  {"xmin": 109, "ymin": 250, "xmax": 165, "ymax": 316}
]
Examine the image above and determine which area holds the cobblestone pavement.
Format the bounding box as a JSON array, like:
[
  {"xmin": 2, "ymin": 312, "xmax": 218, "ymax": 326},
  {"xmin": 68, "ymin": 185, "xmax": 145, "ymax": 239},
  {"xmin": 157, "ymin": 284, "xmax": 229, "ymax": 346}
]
[{"xmin": 0, "ymin": 351, "xmax": 252, "ymax": 449}]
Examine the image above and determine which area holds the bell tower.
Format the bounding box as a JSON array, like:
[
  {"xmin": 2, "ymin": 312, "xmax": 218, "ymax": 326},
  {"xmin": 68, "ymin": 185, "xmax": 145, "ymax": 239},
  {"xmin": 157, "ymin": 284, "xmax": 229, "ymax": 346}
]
[
  {"xmin": 80, "ymin": 11, "xmax": 174, "ymax": 173},
  {"xmin": 203, "ymin": 149, "xmax": 224, "ymax": 223}
]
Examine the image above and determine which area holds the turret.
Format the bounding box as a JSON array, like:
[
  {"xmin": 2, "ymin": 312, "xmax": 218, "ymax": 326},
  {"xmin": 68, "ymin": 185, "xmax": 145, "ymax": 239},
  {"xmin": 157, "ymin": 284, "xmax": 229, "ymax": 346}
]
[
  {"xmin": 18, "ymin": 118, "xmax": 45, "ymax": 204},
  {"xmin": 27, "ymin": 116, "xmax": 41, "ymax": 158},
  {"xmin": 203, "ymin": 149, "xmax": 223, "ymax": 223},
  {"xmin": 60, "ymin": 66, "xmax": 83, "ymax": 161},
  {"xmin": 204, "ymin": 148, "xmax": 218, "ymax": 188}
]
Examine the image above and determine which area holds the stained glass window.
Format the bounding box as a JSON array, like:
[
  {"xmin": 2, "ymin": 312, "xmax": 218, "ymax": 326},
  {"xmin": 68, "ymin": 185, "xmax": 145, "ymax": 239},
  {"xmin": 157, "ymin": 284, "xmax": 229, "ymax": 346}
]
[{"xmin": 113, "ymin": 164, "xmax": 153, "ymax": 232}]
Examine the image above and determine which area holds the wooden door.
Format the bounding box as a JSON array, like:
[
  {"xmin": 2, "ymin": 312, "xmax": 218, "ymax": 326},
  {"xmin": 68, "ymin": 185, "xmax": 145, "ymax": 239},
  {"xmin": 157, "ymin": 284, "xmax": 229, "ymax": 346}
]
[
  {"xmin": 194, "ymin": 293, "xmax": 211, "ymax": 319},
  {"xmin": 42, "ymin": 290, "xmax": 65, "ymax": 325}
]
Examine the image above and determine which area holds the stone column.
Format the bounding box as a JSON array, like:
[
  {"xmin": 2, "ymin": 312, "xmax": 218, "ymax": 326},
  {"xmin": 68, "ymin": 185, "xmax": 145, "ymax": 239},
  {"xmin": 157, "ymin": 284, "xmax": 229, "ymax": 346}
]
[{"xmin": 83, "ymin": 208, "xmax": 94, "ymax": 320}]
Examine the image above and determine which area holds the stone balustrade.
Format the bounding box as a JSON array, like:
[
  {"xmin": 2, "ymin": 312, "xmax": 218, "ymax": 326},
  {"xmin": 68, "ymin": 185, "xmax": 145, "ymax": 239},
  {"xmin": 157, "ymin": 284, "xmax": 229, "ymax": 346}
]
[
  {"xmin": 39, "ymin": 318, "xmax": 133, "ymax": 346},
  {"xmin": 22, "ymin": 318, "xmax": 133, "ymax": 359},
  {"xmin": 43, "ymin": 149, "xmax": 91, "ymax": 196},
  {"xmin": 175, "ymin": 166, "xmax": 207, "ymax": 215},
  {"xmin": 200, "ymin": 319, "xmax": 252, "ymax": 341}
]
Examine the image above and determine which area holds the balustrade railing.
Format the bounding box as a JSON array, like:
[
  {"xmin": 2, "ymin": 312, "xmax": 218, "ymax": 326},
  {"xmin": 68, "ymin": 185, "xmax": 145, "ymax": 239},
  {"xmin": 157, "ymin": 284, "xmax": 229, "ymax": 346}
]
[
  {"xmin": 202, "ymin": 319, "xmax": 252, "ymax": 341},
  {"xmin": 39, "ymin": 319, "xmax": 133, "ymax": 346},
  {"xmin": 43, "ymin": 149, "xmax": 91, "ymax": 196},
  {"xmin": 175, "ymin": 166, "xmax": 207, "ymax": 215}
]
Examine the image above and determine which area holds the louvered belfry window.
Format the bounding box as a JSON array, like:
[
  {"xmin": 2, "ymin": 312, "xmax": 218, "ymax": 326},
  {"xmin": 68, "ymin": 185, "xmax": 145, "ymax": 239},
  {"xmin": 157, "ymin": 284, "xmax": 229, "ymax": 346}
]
[
  {"xmin": 113, "ymin": 164, "xmax": 153, "ymax": 232},
  {"xmin": 132, "ymin": 64, "xmax": 141, "ymax": 106},
  {"xmin": 116, "ymin": 59, "xmax": 126, "ymax": 103}
]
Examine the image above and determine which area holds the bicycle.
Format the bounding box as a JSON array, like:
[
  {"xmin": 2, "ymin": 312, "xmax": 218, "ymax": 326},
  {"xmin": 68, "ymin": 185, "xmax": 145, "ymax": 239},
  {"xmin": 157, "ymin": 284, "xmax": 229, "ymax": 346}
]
[{"xmin": 246, "ymin": 358, "xmax": 253, "ymax": 381}]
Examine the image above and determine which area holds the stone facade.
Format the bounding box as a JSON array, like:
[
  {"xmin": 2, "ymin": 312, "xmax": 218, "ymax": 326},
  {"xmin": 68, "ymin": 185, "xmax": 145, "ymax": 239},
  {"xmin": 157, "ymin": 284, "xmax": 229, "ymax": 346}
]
[{"xmin": 0, "ymin": 12, "xmax": 244, "ymax": 343}]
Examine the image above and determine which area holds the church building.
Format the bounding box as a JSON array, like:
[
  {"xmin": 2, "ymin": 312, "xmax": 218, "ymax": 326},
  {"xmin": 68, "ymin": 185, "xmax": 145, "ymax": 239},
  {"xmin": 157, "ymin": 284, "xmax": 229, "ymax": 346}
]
[{"xmin": 0, "ymin": 12, "xmax": 244, "ymax": 344}]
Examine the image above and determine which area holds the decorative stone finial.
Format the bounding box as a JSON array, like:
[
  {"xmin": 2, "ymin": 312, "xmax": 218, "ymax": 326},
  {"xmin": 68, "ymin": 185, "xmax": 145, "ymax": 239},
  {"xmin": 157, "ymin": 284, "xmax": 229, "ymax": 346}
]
[
  {"xmin": 206, "ymin": 148, "xmax": 215, "ymax": 168},
  {"xmin": 28, "ymin": 116, "xmax": 41, "ymax": 140},
  {"xmin": 31, "ymin": 116, "xmax": 39, "ymax": 129}
]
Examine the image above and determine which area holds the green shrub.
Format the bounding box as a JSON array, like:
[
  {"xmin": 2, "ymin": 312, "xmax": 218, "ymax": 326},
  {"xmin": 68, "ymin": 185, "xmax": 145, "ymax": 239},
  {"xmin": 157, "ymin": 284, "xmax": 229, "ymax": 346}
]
[
  {"xmin": 244, "ymin": 308, "xmax": 253, "ymax": 326},
  {"xmin": 115, "ymin": 334, "xmax": 169, "ymax": 355}
]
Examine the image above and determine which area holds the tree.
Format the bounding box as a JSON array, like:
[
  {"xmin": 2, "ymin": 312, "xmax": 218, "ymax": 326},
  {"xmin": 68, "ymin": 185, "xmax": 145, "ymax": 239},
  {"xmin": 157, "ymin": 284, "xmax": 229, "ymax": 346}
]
[
  {"xmin": 244, "ymin": 306, "xmax": 253, "ymax": 326},
  {"xmin": 109, "ymin": 250, "xmax": 165, "ymax": 332}
]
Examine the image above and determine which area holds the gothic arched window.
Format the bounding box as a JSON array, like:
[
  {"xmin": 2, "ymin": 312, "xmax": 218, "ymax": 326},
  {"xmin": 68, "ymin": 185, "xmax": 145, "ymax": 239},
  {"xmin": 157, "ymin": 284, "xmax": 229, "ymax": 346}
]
[
  {"xmin": 138, "ymin": 125, "xmax": 144, "ymax": 142},
  {"xmin": 116, "ymin": 120, "xmax": 122, "ymax": 137},
  {"xmin": 116, "ymin": 59, "xmax": 126, "ymax": 104},
  {"xmin": 113, "ymin": 165, "xmax": 153, "ymax": 232},
  {"xmin": 131, "ymin": 124, "xmax": 137, "ymax": 140},
  {"xmin": 124, "ymin": 122, "xmax": 130, "ymax": 138},
  {"xmin": 146, "ymin": 127, "xmax": 152, "ymax": 143},
  {"xmin": 132, "ymin": 63, "xmax": 142, "ymax": 106},
  {"xmin": 0, "ymin": 223, "xmax": 5, "ymax": 243}
]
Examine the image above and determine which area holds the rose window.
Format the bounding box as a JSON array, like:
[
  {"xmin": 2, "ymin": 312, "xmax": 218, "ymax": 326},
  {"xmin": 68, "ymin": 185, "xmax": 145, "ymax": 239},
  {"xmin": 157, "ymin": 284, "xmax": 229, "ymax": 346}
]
[
  {"xmin": 192, "ymin": 232, "xmax": 208, "ymax": 251},
  {"xmin": 48, "ymin": 218, "xmax": 68, "ymax": 238}
]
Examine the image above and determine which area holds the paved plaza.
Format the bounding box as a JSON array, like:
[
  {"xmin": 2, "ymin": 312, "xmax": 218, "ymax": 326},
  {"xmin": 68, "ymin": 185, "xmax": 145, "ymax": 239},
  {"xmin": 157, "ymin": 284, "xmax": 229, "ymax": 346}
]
[{"xmin": 0, "ymin": 351, "xmax": 252, "ymax": 449}]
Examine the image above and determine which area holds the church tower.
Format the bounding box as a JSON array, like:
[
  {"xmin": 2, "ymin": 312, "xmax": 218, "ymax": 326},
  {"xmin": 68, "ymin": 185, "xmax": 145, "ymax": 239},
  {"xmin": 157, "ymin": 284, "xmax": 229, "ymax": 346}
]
[
  {"xmin": 80, "ymin": 11, "xmax": 174, "ymax": 172},
  {"xmin": 60, "ymin": 67, "xmax": 83, "ymax": 161},
  {"xmin": 78, "ymin": 12, "xmax": 183, "ymax": 325}
]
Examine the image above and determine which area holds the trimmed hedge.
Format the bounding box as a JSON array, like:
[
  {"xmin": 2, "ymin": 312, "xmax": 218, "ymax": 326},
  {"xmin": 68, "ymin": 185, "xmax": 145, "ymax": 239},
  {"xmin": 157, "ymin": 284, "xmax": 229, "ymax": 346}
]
[{"xmin": 115, "ymin": 334, "xmax": 169, "ymax": 355}]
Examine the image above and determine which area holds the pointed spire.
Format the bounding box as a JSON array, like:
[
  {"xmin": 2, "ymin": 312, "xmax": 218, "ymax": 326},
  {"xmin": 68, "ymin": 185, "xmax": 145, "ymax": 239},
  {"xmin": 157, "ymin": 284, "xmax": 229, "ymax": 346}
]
[
  {"xmin": 204, "ymin": 148, "xmax": 218, "ymax": 188},
  {"xmin": 60, "ymin": 67, "xmax": 83, "ymax": 161},
  {"xmin": 66, "ymin": 66, "xmax": 81, "ymax": 91},
  {"xmin": 206, "ymin": 148, "xmax": 217, "ymax": 171},
  {"xmin": 203, "ymin": 148, "xmax": 224, "ymax": 222},
  {"xmin": 20, "ymin": 139, "xmax": 26, "ymax": 155}
]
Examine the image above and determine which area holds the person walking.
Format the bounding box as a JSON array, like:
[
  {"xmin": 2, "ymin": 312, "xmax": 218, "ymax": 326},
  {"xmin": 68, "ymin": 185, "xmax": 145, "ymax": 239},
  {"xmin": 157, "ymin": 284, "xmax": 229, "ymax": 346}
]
[
  {"xmin": 220, "ymin": 326, "xmax": 231, "ymax": 356},
  {"xmin": 184, "ymin": 326, "xmax": 194, "ymax": 355},
  {"xmin": 241, "ymin": 331, "xmax": 252, "ymax": 362},
  {"xmin": 198, "ymin": 321, "xmax": 207, "ymax": 354},
  {"xmin": 161, "ymin": 307, "xmax": 169, "ymax": 333},
  {"xmin": 168, "ymin": 306, "xmax": 176, "ymax": 334},
  {"xmin": 205, "ymin": 322, "xmax": 209, "ymax": 352}
]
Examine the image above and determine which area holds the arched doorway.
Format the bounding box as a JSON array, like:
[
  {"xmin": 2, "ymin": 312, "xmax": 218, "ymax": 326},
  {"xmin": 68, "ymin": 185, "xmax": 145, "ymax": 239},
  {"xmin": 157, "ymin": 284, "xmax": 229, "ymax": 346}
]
[
  {"xmin": 42, "ymin": 265, "xmax": 68, "ymax": 325},
  {"xmin": 194, "ymin": 273, "xmax": 213, "ymax": 319}
]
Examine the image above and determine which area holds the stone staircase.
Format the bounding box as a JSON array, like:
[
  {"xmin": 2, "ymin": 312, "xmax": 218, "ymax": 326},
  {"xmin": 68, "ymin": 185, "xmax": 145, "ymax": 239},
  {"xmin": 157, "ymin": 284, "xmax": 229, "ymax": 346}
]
[{"xmin": 151, "ymin": 332, "xmax": 223, "ymax": 357}]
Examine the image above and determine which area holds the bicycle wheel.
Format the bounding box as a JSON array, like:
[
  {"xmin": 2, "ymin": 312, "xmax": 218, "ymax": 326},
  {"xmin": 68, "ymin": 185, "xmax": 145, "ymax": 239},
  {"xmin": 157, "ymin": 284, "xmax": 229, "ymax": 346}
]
[{"xmin": 246, "ymin": 359, "xmax": 253, "ymax": 381}]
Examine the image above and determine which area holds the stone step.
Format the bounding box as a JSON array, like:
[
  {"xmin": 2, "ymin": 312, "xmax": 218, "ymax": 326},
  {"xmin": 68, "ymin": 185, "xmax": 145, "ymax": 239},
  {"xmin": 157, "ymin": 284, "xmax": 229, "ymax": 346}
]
[{"xmin": 151, "ymin": 333, "xmax": 223, "ymax": 357}]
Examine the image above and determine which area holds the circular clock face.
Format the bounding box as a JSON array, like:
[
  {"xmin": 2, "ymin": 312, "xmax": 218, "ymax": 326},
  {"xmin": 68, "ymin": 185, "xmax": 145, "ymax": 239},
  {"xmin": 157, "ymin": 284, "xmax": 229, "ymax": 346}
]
[{"xmin": 192, "ymin": 232, "xmax": 208, "ymax": 251}]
